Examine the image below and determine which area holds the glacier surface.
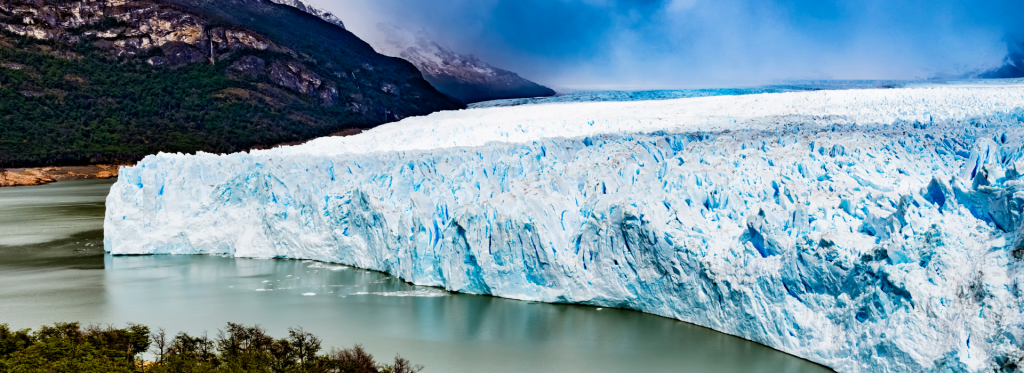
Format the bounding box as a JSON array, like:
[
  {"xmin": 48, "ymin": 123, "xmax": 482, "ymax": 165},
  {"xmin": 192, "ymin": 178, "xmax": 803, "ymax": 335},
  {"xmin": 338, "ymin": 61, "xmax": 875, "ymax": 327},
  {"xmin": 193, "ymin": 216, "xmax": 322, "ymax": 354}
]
[
  {"xmin": 106, "ymin": 84, "xmax": 1024, "ymax": 372},
  {"xmin": 466, "ymin": 80, "xmax": 920, "ymax": 109}
]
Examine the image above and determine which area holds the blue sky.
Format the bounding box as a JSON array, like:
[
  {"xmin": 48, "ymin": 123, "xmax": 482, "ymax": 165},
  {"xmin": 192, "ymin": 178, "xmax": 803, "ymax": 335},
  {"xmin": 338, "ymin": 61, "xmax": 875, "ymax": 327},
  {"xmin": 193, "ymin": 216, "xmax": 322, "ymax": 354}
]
[{"xmin": 311, "ymin": 0, "xmax": 1022, "ymax": 89}]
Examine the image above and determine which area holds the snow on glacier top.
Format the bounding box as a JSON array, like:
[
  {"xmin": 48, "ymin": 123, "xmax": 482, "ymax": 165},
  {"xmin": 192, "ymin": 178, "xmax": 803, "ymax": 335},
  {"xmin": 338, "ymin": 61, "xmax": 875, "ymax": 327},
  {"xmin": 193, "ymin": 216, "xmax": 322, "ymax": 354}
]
[{"xmin": 255, "ymin": 82, "xmax": 1024, "ymax": 157}]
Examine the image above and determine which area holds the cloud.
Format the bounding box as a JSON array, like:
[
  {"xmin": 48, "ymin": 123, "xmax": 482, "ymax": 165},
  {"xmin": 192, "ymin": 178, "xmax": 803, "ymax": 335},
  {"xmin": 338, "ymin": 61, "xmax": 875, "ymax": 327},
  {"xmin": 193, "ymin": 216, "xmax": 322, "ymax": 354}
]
[
  {"xmin": 307, "ymin": 0, "xmax": 1021, "ymax": 89},
  {"xmin": 666, "ymin": 0, "xmax": 697, "ymax": 12}
]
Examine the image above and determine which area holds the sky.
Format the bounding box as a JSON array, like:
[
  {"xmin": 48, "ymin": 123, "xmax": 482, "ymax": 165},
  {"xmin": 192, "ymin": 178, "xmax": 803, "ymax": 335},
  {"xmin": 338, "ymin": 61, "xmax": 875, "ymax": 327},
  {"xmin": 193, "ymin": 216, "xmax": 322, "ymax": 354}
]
[{"xmin": 308, "ymin": 0, "xmax": 1023, "ymax": 89}]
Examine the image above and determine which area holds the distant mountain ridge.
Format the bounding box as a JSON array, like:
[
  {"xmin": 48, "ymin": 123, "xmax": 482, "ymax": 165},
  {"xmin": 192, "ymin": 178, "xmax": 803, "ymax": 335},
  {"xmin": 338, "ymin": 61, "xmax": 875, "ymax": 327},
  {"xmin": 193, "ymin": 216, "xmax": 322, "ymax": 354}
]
[
  {"xmin": 226, "ymin": 3, "xmax": 555, "ymax": 104},
  {"xmin": 268, "ymin": 0, "xmax": 346, "ymax": 30},
  {"xmin": 374, "ymin": 24, "xmax": 555, "ymax": 104},
  {"xmin": 980, "ymin": 38, "xmax": 1024, "ymax": 78}
]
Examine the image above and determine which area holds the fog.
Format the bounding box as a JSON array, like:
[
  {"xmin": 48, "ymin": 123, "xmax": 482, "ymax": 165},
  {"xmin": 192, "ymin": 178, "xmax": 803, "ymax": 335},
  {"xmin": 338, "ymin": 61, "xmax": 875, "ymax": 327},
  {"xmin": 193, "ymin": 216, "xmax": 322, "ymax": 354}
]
[{"xmin": 307, "ymin": 0, "xmax": 1023, "ymax": 89}]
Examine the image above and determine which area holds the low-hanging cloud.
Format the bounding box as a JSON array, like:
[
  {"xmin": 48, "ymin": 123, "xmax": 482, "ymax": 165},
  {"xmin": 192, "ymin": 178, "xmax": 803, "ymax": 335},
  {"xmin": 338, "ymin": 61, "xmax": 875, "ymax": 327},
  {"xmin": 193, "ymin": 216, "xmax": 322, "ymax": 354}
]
[{"xmin": 307, "ymin": 0, "xmax": 1023, "ymax": 89}]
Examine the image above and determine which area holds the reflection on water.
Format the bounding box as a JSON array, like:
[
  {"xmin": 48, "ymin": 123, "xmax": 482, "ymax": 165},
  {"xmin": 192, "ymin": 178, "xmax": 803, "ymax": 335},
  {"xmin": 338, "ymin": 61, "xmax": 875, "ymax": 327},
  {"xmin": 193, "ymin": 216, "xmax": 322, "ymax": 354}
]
[
  {"xmin": 0, "ymin": 180, "xmax": 109, "ymax": 324},
  {"xmin": 0, "ymin": 179, "xmax": 109, "ymax": 246},
  {"xmin": 0, "ymin": 180, "xmax": 833, "ymax": 373}
]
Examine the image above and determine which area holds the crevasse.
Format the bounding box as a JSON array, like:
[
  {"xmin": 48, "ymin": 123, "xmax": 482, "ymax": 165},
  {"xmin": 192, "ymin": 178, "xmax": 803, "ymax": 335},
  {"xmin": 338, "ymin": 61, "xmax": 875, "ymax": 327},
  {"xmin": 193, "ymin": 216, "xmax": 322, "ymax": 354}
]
[{"xmin": 106, "ymin": 85, "xmax": 1024, "ymax": 373}]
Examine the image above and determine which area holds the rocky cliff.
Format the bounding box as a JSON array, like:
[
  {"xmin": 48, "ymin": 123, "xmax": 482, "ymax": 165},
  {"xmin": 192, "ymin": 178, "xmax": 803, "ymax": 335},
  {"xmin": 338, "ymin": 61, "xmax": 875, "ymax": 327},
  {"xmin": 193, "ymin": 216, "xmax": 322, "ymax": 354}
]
[{"xmin": 0, "ymin": 0, "xmax": 461, "ymax": 167}]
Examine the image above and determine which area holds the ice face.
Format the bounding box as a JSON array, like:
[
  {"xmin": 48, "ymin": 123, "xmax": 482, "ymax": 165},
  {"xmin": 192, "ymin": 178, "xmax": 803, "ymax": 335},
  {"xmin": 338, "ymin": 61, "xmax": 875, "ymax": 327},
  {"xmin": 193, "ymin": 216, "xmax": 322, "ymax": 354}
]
[{"xmin": 106, "ymin": 84, "xmax": 1024, "ymax": 373}]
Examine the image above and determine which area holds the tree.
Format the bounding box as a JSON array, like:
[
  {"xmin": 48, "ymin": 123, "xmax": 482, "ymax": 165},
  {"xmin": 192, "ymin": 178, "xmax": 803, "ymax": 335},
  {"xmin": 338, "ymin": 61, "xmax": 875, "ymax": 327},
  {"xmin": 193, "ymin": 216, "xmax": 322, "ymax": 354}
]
[
  {"xmin": 151, "ymin": 327, "xmax": 168, "ymax": 364},
  {"xmin": 384, "ymin": 356, "xmax": 424, "ymax": 373},
  {"xmin": 0, "ymin": 322, "xmax": 426, "ymax": 373},
  {"xmin": 288, "ymin": 327, "xmax": 321, "ymax": 367}
]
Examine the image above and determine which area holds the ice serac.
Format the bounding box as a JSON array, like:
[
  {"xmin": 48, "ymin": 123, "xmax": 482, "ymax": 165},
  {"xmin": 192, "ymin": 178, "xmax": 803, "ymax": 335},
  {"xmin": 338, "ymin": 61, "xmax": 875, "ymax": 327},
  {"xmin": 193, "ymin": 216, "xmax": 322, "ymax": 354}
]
[{"xmin": 106, "ymin": 83, "xmax": 1024, "ymax": 373}]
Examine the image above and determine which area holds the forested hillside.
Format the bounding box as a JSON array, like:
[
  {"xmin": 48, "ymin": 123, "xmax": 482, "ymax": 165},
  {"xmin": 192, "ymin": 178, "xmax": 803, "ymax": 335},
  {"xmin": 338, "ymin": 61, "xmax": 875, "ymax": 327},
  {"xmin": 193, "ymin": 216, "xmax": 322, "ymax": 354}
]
[{"xmin": 0, "ymin": 0, "xmax": 462, "ymax": 167}]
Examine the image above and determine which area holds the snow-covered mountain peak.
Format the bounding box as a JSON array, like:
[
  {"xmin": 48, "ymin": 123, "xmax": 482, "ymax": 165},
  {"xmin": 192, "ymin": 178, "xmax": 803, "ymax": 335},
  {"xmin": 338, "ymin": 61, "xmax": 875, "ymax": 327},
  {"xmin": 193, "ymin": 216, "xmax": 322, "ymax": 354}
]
[
  {"xmin": 373, "ymin": 23, "xmax": 555, "ymax": 104},
  {"xmin": 269, "ymin": 0, "xmax": 345, "ymax": 29},
  {"xmin": 376, "ymin": 24, "xmax": 497, "ymax": 78}
]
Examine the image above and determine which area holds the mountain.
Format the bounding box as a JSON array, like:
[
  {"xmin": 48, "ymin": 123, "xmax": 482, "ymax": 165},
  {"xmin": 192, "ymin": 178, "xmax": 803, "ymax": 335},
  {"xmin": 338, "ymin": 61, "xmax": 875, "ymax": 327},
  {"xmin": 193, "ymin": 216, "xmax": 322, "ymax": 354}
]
[
  {"xmin": 107, "ymin": 83, "xmax": 1024, "ymax": 373},
  {"xmin": 268, "ymin": 0, "xmax": 345, "ymax": 30},
  {"xmin": 0, "ymin": 0, "xmax": 461, "ymax": 167},
  {"xmin": 374, "ymin": 24, "xmax": 555, "ymax": 105}
]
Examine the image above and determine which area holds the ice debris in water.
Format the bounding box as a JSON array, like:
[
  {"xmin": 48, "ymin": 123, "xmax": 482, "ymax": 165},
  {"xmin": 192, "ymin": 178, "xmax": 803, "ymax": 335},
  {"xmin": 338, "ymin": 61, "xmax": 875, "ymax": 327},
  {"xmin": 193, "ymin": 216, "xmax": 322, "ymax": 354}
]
[
  {"xmin": 350, "ymin": 289, "xmax": 450, "ymax": 297},
  {"xmin": 106, "ymin": 83, "xmax": 1024, "ymax": 373},
  {"xmin": 307, "ymin": 262, "xmax": 348, "ymax": 271}
]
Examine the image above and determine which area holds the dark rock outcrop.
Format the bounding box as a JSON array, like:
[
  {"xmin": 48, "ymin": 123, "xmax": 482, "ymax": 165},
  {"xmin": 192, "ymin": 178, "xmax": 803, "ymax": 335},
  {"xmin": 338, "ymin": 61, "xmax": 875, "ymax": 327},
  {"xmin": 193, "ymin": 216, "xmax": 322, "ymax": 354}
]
[
  {"xmin": 270, "ymin": 60, "xmax": 321, "ymax": 96},
  {"xmin": 162, "ymin": 42, "xmax": 208, "ymax": 65},
  {"xmin": 227, "ymin": 55, "xmax": 265, "ymax": 78}
]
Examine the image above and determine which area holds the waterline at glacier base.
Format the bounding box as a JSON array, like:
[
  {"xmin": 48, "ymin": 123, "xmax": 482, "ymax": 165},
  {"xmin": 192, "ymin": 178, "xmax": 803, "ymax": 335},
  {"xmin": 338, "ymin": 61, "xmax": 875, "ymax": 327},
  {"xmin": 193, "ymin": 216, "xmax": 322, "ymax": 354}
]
[{"xmin": 106, "ymin": 83, "xmax": 1024, "ymax": 373}]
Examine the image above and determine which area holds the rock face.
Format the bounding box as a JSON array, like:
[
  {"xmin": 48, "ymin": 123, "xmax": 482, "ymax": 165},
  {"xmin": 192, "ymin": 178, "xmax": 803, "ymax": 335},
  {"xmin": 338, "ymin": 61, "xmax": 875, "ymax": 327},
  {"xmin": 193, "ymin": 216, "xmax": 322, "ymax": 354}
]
[
  {"xmin": 269, "ymin": 60, "xmax": 322, "ymax": 96},
  {"xmin": 227, "ymin": 55, "xmax": 265, "ymax": 78},
  {"xmin": 107, "ymin": 84, "xmax": 1024, "ymax": 373},
  {"xmin": 375, "ymin": 24, "xmax": 555, "ymax": 104},
  {"xmin": 0, "ymin": 0, "xmax": 455, "ymax": 102},
  {"xmin": 0, "ymin": 165, "xmax": 120, "ymax": 187},
  {"xmin": 0, "ymin": 169, "xmax": 54, "ymax": 186},
  {"xmin": 0, "ymin": 0, "xmax": 271, "ymax": 58},
  {"xmin": 0, "ymin": 0, "xmax": 329, "ymax": 92}
]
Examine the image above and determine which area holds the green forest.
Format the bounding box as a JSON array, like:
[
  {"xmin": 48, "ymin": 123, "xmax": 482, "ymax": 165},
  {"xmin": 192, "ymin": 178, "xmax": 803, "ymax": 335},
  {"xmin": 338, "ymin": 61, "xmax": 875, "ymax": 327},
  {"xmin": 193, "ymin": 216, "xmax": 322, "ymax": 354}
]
[
  {"xmin": 0, "ymin": 32, "xmax": 363, "ymax": 168},
  {"xmin": 0, "ymin": 322, "xmax": 422, "ymax": 373}
]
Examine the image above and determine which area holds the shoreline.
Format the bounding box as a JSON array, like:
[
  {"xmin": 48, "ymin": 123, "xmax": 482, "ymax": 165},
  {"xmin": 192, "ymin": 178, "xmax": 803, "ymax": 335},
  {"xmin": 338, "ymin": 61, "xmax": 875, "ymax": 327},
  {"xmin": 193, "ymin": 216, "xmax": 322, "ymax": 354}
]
[
  {"xmin": 0, "ymin": 165, "xmax": 122, "ymax": 187},
  {"xmin": 0, "ymin": 128, "xmax": 369, "ymax": 188}
]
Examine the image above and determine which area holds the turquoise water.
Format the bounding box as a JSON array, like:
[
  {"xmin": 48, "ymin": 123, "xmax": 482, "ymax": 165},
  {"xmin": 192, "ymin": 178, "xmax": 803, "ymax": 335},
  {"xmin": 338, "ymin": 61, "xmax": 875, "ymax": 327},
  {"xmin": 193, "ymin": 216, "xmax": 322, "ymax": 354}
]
[{"xmin": 0, "ymin": 179, "xmax": 832, "ymax": 373}]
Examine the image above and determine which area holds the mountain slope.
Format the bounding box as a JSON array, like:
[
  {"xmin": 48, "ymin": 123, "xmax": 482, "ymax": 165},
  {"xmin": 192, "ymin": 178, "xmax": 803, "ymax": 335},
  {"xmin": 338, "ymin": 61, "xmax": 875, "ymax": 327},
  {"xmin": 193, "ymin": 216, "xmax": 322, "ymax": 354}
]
[
  {"xmin": 375, "ymin": 25, "xmax": 555, "ymax": 104},
  {"xmin": 0, "ymin": 0, "xmax": 461, "ymax": 167}
]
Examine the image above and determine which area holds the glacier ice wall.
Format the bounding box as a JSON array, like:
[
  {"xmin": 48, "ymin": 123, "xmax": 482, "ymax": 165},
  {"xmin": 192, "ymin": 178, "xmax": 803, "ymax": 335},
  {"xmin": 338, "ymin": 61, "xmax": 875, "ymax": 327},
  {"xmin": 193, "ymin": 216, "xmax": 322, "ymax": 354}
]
[{"xmin": 106, "ymin": 86, "xmax": 1024, "ymax": 373}]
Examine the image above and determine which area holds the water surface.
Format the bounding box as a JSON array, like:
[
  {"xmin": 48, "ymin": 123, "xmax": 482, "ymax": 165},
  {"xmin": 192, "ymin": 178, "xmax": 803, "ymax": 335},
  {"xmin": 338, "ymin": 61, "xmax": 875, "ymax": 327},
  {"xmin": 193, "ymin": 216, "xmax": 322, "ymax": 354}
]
[{"xmin": 0, "ymin": 180, "xmax": 832, "ymax": 373}]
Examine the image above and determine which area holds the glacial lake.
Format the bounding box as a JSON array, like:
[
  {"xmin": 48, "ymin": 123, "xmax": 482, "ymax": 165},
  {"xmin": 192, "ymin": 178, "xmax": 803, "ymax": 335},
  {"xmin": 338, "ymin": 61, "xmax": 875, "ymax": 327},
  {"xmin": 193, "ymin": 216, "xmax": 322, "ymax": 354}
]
[{"xmin": 0, "ymin": 179, "xmax": 832, "ymax": 373}]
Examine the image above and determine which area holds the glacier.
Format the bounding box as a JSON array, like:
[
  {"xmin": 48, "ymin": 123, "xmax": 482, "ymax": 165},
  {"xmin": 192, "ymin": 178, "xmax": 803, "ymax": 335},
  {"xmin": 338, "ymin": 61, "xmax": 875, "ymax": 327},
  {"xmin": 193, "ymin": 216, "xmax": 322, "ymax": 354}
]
[{"xmin": 106, "ymin": 83, "xmax": 1024, "ymax": 373}]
